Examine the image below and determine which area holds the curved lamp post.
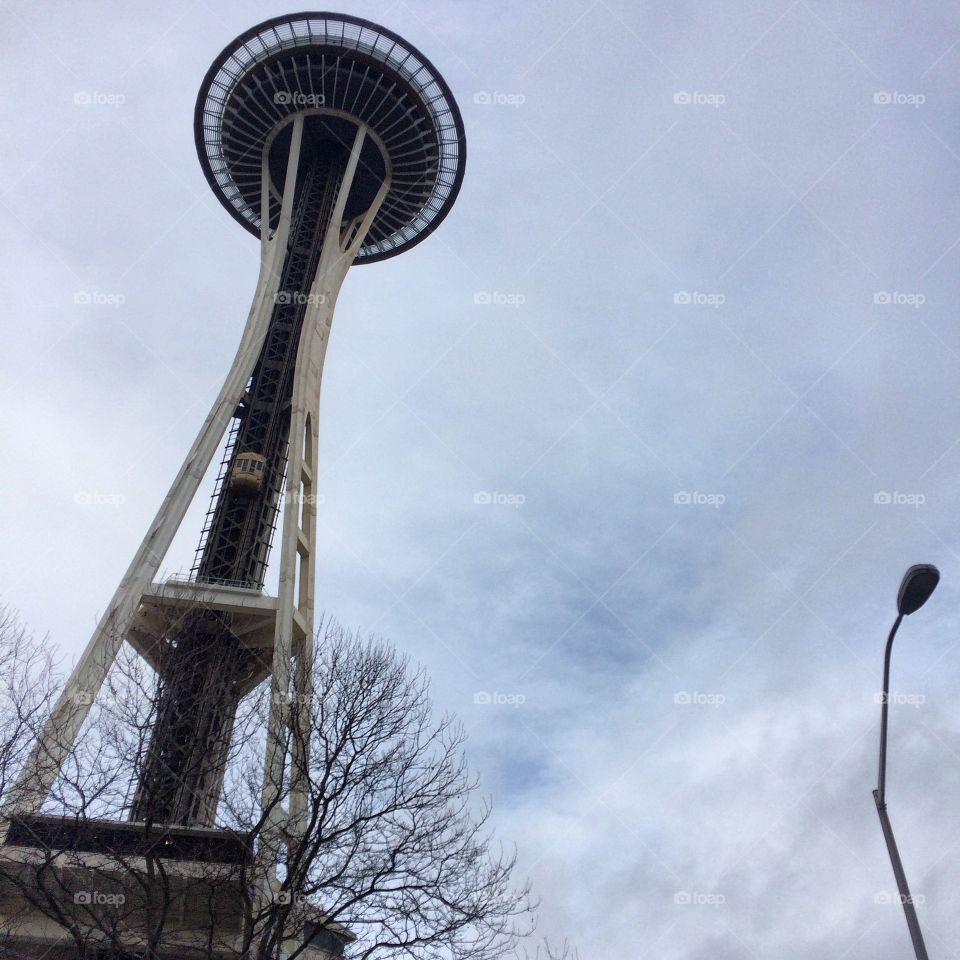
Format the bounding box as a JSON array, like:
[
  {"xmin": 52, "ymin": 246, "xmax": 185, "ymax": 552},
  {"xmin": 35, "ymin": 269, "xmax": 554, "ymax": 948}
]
[{"xmin": 874, "ymin": 563, "xmax": 940, "ymax": 960}]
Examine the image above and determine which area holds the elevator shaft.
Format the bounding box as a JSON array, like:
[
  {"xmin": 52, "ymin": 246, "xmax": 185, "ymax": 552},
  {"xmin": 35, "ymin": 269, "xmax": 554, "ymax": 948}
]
[{"xmin": 130, "ymin": 150, "xmax": 346, "ymax": 825}]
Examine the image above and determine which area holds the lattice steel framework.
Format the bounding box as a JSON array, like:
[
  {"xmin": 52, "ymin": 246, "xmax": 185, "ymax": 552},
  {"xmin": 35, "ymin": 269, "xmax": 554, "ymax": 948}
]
[{"xmin": 132, "ymin": 153, "xmax": 348, "ymax": 824}]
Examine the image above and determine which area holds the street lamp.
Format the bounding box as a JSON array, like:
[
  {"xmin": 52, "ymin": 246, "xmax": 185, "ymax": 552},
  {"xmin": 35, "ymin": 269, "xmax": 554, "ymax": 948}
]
[{"xmin": 874, "ymin": 563, "xmax": 940, "ymax": 960}]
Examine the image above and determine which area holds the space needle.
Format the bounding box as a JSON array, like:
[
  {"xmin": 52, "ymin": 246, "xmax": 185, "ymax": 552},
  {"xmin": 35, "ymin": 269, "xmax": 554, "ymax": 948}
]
[{"xmin": 8, "ymin": 9, "xmax": 466, "ymax": 852}]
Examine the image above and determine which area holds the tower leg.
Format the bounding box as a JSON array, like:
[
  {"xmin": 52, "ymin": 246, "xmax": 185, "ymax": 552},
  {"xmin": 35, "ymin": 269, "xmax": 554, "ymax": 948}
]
[
  {"xmin": 2, "ymin": 122, "xmax": 305, "ymax": 821},
  {"xmin": 260, "ymin": 125, "xmax": 390, "ymax": 862}
]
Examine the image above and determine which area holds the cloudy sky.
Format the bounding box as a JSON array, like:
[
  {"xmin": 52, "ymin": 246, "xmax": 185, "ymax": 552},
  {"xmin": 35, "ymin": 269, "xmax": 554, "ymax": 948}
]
[{"xmin": 4, "ymin": 0, "xmax": 960, "ymax": 956}]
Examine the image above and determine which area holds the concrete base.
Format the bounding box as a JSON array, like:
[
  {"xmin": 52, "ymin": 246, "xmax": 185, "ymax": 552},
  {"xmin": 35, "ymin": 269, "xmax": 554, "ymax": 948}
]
[{"xmin": 0, "ymin": 816, "xmax": 348, "ymax": 959}]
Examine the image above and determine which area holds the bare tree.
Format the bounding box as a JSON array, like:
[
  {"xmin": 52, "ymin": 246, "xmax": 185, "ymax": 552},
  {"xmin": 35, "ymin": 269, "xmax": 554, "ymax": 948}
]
[
  {"xmin": 0, "ymin": 605, "xmax": 536, "ymax": 960},
  {"xmin": 523, "ymin": 938, "xmax": 580, "ymax": 960},
  {"xmin": 231, "ymin": 622, "xmax": 533, "ymax": 960},
  {"xmin": 0, "ymin": 607, "xmax": 57, "ymax": 809}
]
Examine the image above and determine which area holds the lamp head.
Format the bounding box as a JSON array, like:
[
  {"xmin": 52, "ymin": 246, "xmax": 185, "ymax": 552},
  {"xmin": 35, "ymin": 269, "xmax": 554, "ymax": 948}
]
[{"xmin": 896, "ymin": 564, "xmax": 940, "ymax": 616}]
